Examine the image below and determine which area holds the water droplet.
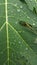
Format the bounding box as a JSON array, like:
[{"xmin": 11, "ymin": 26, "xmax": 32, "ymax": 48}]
[
  {"xmin": 32, "ymin": 23, "xmax": 35, "ymax": 25},
  {"xmin": 0, "ymin": 51, "xmax": 3, "ymax": 54},
  {"xmin": 34, "ymin": 38, "xmax": 37, "ymax": 44},
  {"xmin": 18, "ymin": 31, "xmax": 22, "ymax": 33},
  {"xmin": 23, "ymin": 31, "xmax": 25, "ymax": 33},
  {"xmin": 14, "ymin": 39, "xmax": 16, "ymax": 42},
  {"xmin": 30, "ymin": 0, "xmax": 32, "ymax": 1},
  {"xmin": 17, "ymin": 9, "xmax": 20, "ymax": 12},
  {"xmin": 11, "ymin": 11, "xmax": 13, "ymax": 13},
  {"xmin": 20, "ymin": 15, "xmax": 22, "ymax": 16},
  {"xmin": 13, "ymin": 43, "xmax": 15, "ymax": 45},
  {"xmin": 26, "ymin": 47, "xmax": 28, "ymax": 50},
  {"xmin": 35, "ymin": 0, "xmax": 37, "ymax": 2},
  {"xmin": 20, "ymin": 5, "xmax": 23, "ymax": 8},
  {"xmin": 34, "ymin": 18, "xmax": 36, "ymax": 20},
  {"xmin": 15, "ymin": 22, "xmax": 18, "ymax": 24},
  {"xmin": 20, "ymin": 52, "xmax": 22, "ymax": 54},
  {"xmin": 19, "ymin": 41, "xmax": 21, "ymax": 44},
  {"xmin": 12, "ymin": 53, "xmax": 13, "ymax": 56},
  {"xmin": 27, "ymin": 16, "xmax": 30, "ymax": 19},
  {"xmin": 14, "ymin": 3, "xmax": 17, "ymax": 6},
  {"xmin": 4, "ymin": 63, "xmax": 6, "ymax": 65},
  {"xmin": 24, "ymin": 12, "xmax": 27, "ymax": 14}
]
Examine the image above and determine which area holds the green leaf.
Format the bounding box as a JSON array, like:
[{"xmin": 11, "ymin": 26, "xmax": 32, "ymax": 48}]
[
  {"xmin": 0, "ymin": 0, "xmax": 37, "ymax": 65},
  {"xmin": 25, "ymin": 0, "xmax": 37, "ymax": 13}
]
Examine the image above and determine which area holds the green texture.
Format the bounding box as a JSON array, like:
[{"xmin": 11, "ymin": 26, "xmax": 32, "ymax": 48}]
[
  {"xmin": 0, "ymin": 0, "xmax": 37, "ymax": 65},
  {"xmin": 25, "ymin": 0, "xmax": 37, "ymax": 13}
]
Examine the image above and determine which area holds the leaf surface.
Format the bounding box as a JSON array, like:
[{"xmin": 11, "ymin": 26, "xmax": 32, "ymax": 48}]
[
  {"xmin": 0, "ymin": 0, "xmax": 37, "ymax": 65},
  {"xmin": 25, "ymin": 0, "xmax": 37, "ymax": 13}
]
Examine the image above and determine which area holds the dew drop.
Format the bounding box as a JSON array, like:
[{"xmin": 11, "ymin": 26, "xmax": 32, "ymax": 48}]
[
  {"xmin": 24, "ymin": 12, "xmax": 27, "ymax": 14},
  {"xmin": 14, "ymin": 3, "xmax": 17, "ymax": 6},
  {"xmin": 35, "ymin": 0, "xmax": 37, "ymax": 2},
  {"xmin": 34, "ymin": 38, "xmax": 37, "ymax": 44},
  {"xmin": 19, "ymin": 41, "xmax": 21, "ymax": 44},
  {"xmin": 14, "ymin": 39, "xmax": 16, "ymax": 42},
  {"xmin": 26, "ymin": 47, "xmax": 28, "ymax": 50},
  {"xmin": 20, "ymin": 5, "xmax": 23, "ymax": 8},
  {"xmin": 32, "ymin": 23, "xmax": 35, "ymax": 25},
  {"xmin": 23, "ymin": 31, "xmax": 25, "ymax": 33},
  {"xmin": 20, "ymin": 14, "xmax": 22, "ymax": 16},
  {"xmin": 30, "ymin": 0, "xmax": 32, "ymax": 1},
  {"xmin": 17, "ymin": 9, "xmax": 20, "ymax": 12},
  {"xmin": 20, "ymin": 52, "xmax": 22, "ymax": 55},
  {"xmin": 12, "ymin": 53, "xmax": 13, "ymax": 57},
  {"xmin": 27, "ymin": 16, "xmax": 30, "ymax": 19},
  {"xmin": 13, "ymin": 43, "xmax": 15, "ymax": 45},
  {"xmin": 11, "ymin": 11, "xmax": 13, "ymax": 13},
  {"xmin": 15, "ymin": 22, "xmax": 18, "ymax": 24},
  {"xmin": 18, "ymin": 31, "xmax": 22, "ymax": 33},
  {"xmin": 4, "ymin": 63, "xmax": 6, "ymax": 65},
  {"xmin": 0, "ymin": 51, "xmax": 3, "ymax": 54}
]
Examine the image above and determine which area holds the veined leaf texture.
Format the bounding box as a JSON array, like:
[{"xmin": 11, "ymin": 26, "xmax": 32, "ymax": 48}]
[{"xmin": 0, "ymin": 0, "xmax": 37, "ymax": 65}]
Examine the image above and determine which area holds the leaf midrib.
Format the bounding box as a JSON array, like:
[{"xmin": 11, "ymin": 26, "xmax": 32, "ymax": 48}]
[{"xmin": 5, "ymin": 0, "xmax": 9, "ymax": 64}]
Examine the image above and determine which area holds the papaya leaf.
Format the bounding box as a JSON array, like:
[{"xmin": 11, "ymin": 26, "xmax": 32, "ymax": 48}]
[{"xmin": 0, "ymin": 0, "xmax": 37, "ymax": 65}]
